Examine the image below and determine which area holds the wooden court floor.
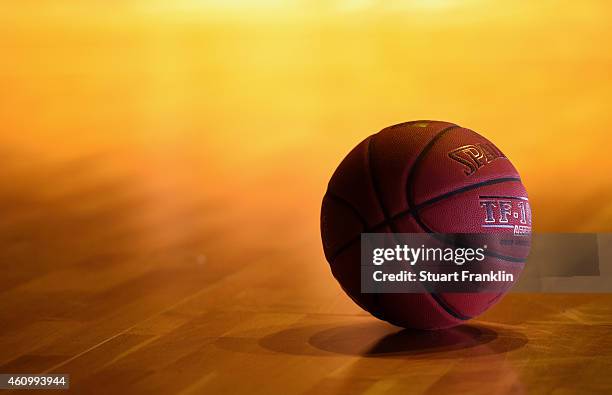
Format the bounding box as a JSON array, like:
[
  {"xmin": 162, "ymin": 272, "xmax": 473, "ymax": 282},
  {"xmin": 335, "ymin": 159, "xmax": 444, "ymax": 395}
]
[
  {"xmin": 1, "ymin": 139, "xmax": 611, "ymax": 394},
  {"xmin": 1, "ymin": 1, "xmax": 612, "ymax": 394}
]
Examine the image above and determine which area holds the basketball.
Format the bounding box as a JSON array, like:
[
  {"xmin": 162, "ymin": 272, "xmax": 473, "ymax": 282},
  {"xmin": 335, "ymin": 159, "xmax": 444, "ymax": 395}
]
[{"xmin": 321, "ymin": 120, "xmax": 532, "ymax": 330}]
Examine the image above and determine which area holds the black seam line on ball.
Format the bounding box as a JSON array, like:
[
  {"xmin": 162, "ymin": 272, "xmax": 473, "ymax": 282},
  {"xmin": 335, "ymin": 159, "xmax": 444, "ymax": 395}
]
[
  {"xmin": 365, "ymin": 134, "xmax": 391, "ymax": 324},
  {"xmin": 430, "ymin": 293, "xmax": 473, "ymax": 321},
  {"xmin": 406, "ymin": 124, "xmax": 461, "ymax": 233},
  {"xmin": 479, "ymin": 249, "xmax": 526, "ymax": 263},
  {"xmin": 324, "ymin": 192, "xmax": 369, "ymax": 229},
  {"xmin": 390, "ymin": 177, "xmax": 524, "ymax": 227},
  {"xmin": 406, "ymin": 125, "xmax": 470, "ymax": 321},
  {"xmin": 374, "ymin": 124, "xmax": 458, "ymax": 323},
  {"xmin": 366, "ymin": 134, "xmax": 393, "ymax": 225},
  {"xmin": 327, "ymin": 176, "xmax": 523, "ymax": 262}
]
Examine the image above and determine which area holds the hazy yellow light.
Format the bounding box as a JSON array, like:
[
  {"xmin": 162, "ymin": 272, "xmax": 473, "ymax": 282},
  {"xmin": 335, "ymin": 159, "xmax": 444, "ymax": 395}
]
[
  {"xmin": 410, "ymin": 0, "xmax": 455, "ymax": 9},
  {"xmin": 138, "ymin": 0, "xmax": 463, "ymax": 16},
  {"xmin": 383, "ymin": 0, "xmax": 465, "ymax": 11},
  {"xmin": 336, "ymin": 0, "xmax": 376, "ymax": 12},
  {"xmin": 143, "ymin": 0, "xmax": 298, "ymax": 14}
]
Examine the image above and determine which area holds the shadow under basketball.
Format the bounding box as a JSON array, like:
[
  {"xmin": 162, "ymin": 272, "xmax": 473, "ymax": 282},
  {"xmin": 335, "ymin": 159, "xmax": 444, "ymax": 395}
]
[{"xmin": 258, "ymin": 320, "xmax": 528, "ymax": 358}]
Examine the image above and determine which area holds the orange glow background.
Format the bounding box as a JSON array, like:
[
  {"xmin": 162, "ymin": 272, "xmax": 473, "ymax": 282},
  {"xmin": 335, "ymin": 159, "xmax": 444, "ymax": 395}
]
[{"xmin": 1, "ymin": 0, "xmax": 610, "ymax": 236}]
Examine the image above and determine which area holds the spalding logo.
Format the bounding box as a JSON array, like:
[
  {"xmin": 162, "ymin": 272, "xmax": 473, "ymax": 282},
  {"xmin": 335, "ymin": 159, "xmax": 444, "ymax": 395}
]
[{"xmin": 448, "ymin": 143, "xmax": 505, "ymax": 175}]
